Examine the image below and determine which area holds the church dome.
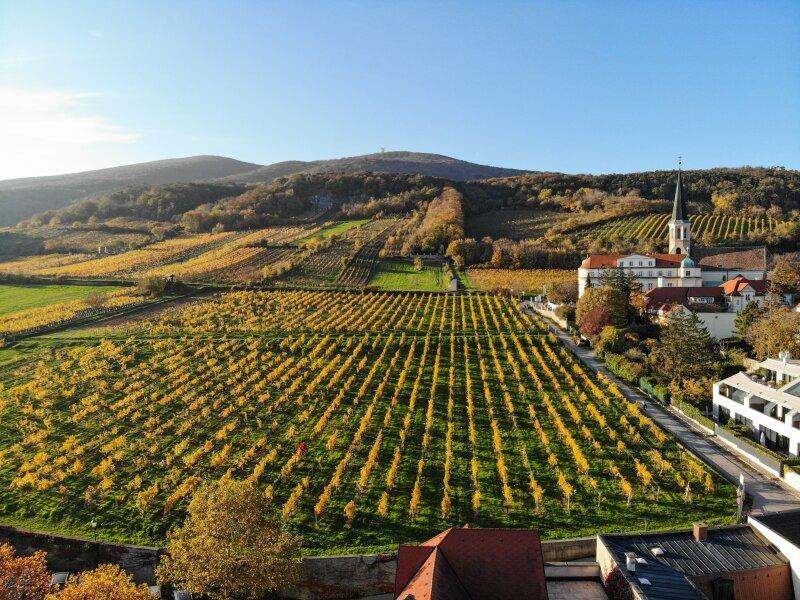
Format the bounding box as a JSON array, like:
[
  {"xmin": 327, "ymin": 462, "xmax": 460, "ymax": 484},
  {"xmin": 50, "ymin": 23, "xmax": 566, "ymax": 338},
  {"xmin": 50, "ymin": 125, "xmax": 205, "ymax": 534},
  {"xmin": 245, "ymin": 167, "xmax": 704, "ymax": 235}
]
[{"xmin": 681, "ymin": 256, "xmax": 696, "ymax": 268}]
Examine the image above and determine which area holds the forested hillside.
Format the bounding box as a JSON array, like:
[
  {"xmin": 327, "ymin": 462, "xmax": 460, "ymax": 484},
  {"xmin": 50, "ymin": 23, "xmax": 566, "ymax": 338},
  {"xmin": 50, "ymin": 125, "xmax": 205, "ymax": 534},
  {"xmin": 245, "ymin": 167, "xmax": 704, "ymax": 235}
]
[{"xmin": 0, "ymin": 156, "xmax": 261, "ymax": 226}]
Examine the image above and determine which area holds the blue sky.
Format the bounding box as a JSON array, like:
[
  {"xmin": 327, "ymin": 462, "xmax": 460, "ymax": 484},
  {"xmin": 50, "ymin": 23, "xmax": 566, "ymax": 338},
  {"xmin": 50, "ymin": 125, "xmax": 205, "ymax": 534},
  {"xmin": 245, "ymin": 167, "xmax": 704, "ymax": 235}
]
[{"xmin": 0, "ymin": 0, "xmax": 798, "ymax": 179}]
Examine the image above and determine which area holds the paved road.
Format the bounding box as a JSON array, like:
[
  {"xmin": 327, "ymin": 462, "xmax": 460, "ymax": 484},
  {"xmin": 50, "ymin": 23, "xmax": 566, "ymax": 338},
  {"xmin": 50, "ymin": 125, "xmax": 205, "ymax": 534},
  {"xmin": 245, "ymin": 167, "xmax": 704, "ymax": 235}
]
[{"xmin": 523, "ymin": 302, "xmax": 800, "ymax": 516}]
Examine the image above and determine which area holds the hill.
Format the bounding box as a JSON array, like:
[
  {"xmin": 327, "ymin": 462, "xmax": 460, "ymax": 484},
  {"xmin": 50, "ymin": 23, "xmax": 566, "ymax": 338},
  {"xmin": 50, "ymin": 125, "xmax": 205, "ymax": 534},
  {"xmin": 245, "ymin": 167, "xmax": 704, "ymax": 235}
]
[
  {"xmin": 225, "ymin": 151, "xmax": 529, "ymax": 183},
  {"xmin": 0, "ymin": 156, "xmax": 261, "ymax": 226}
]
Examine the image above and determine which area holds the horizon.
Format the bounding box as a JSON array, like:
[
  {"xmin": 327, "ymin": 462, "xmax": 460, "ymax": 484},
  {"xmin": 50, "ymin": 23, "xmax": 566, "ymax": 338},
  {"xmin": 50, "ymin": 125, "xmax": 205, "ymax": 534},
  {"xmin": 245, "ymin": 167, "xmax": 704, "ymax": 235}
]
[
  {"xmin": 0, "ymin": 1, "xmax": 798, "ymax": 180},
  {"xmin": 1, "ymin": 150, "xmax": 798, "ymax": 185}
]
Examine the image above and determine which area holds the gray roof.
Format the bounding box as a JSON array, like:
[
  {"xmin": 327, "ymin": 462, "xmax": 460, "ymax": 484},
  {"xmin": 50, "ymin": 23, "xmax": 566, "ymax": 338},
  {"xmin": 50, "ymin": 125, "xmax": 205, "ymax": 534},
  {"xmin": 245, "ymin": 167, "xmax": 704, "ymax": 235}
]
[
  {"xmin": 599, "ymin": 525, "xmax": 787, "ymax": 600},
  {"xmin": 672, "ymin": 169, "xmax": 689, "ymax": 222},
  {"xmin": 752, "ymin": 508, "xmax": 800, "ymax": 547},
  {"xmin": 692, "ymin": 245, "xmax": 769, "ymax": 272}
]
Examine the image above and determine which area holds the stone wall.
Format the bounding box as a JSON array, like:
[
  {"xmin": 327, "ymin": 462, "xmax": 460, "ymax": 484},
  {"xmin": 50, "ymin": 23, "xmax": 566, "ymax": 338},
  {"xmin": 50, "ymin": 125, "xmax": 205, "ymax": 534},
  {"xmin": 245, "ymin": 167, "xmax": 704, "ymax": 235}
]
[
  {"xmin": 278, "ymin": 553, "xmax": 397, "ymax": 600},
  {"xmin": 0, "ymin": 525, "xmax": 162, "ymax": 585},
  {"xmin": 0, "ymin": 525, "xmax": 595, "ymax": 599}
]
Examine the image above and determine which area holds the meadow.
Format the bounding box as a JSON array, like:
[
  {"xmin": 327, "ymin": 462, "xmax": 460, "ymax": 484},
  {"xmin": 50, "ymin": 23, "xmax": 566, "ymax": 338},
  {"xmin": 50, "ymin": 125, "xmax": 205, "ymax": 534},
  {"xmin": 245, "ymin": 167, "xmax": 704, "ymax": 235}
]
[
  {"xmin": 0, "ymin": 290, "xmax": 735, "ymax": 553},
  {"xmin": 368, "ymin": 259, "xmax": 449, "ymax": 292},
  {"xmin": 0, "ymin": 284, "xmax": 144, "ymax": 336},
  {"xmin": 0, "ymin": 284, "xmax": 124, "ymax": 315}
]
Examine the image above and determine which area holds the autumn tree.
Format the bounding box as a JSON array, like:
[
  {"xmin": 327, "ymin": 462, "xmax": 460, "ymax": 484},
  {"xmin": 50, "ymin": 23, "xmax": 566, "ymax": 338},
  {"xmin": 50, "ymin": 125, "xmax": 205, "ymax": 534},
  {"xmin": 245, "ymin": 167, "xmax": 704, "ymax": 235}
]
[
  {"xmin": 46, "ymin": 564, "xmax": 151, "ymax": 600},
  {"xmin": 768, "ymin": 254, "xmax": 800, "ymax": 296},
  {"xmin": 157, "ymin": 479, "xmax": 300, "ymax": 600},
  {"xmin": 0, "ymin": 543, "xmax": 50, "ymax": 600},
  {"xmin": 575, "ymin": 286, "xmax": 629, "ymax": 334},
  {"xmin": 734, "ymin": 301, "xmax": 765, "ymax": 341},
  {"xmin": 649, "ymin": 309, "xmax": 718, "ymax": 384},
  {"xmin": 548, "ymin": 280, "xmax": 579, "ymax": 305},
  {"xmin": 579, "ymin": 309, "xmax": 614, "ymax": 339},
  {"xmin": 747, "ymin": 307, "xmax": 800, "ymax": 360}
]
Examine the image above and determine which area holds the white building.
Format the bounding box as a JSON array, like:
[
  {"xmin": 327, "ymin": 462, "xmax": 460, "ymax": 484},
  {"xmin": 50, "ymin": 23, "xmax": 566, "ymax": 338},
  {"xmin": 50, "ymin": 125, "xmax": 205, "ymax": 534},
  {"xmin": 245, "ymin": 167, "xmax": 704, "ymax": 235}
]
[
  {"xmin": 712, "ymin": 352, "xmax": 800, "ymax": 456},
  {"xmin": 578, "ymin": 169, "xmax": 769, "ymax": 298}
]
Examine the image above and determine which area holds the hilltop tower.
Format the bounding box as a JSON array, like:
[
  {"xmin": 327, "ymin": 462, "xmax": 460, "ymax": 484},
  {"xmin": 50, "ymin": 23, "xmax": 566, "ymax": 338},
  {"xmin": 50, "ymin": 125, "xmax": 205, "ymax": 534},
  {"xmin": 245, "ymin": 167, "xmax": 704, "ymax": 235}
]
[{"xmin": 668, "ymin": 167, "xmax": 691, "ymax": 255}]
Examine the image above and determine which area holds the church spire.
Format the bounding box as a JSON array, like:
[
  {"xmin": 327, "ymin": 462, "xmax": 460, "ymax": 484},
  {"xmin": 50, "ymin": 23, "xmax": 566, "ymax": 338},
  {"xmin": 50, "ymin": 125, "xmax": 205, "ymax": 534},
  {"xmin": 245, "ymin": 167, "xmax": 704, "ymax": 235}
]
[
  {"xmin": 671, "ymin": 159, "xmax": 689, "ymax": 222},
  {"xmin": 668, "ymin": 158, "xmax": 691, "ymax": 255}
]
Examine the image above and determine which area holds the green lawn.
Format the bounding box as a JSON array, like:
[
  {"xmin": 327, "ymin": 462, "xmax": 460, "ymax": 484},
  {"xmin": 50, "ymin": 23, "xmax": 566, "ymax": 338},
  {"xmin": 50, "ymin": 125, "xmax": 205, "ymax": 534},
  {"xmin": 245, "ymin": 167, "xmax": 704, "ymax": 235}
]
[
  {"xmin": 294, "ymin": 220, "xmax": 369, "ymax": 245},
  {"xmin": 368, "ymin": 259, "xmax": 450, "ymax": 292},
  {"xmin": 0, "ymin": 284, "xmax": 124, "ymax": 316}
]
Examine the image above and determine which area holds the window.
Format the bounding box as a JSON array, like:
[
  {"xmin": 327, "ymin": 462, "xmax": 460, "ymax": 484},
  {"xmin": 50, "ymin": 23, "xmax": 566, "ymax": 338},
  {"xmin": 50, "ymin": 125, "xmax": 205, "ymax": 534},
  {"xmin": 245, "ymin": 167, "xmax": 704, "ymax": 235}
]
[
  {"xmin": 658, "ymin": 271, "xmax": 663, "ymax": 277},
  {"xmin": 685, "ymin": 270, "xmax": 691, "ymax": 277},
  {"xmin": 638, "ymin": 261, "xmax": 643, "ymax": 266},
  {"xmin": 647, "ymin": 271, "xmax": 652, "ymax": 277},
  {"xmin": 711, "ymin": 578, "xmax": 734, "ymax": 600}
]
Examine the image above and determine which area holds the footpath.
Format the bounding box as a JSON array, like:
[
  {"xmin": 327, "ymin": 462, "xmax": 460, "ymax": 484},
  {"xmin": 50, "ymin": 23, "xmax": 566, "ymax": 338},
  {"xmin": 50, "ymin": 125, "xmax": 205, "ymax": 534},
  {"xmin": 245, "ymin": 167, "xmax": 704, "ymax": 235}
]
[{"xmin": 523, "ymin": 302, "xmax": 800, "ymax": 515}]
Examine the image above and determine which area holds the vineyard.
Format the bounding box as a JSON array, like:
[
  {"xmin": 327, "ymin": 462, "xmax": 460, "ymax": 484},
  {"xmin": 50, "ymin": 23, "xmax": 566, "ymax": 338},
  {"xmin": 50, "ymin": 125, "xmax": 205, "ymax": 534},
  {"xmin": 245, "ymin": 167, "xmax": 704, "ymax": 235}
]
[
  {"xmin": 573, "ymin": 213, "xmax": 782, "ymax": 244},
  {"xmin": 467, "ymin": 269, "xmax": 574, "ymax": 293},
  {"xmin": 0, "ymin": 290, "xmax": 735, "ymax": 552}
]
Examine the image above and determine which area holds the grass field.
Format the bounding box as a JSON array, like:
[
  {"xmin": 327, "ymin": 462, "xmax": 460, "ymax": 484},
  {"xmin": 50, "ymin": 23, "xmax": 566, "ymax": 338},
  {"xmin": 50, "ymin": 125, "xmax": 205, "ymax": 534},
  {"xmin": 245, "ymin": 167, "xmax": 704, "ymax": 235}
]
[
  {"xmin": 294, "ymin": 220, "xmax": 368, "ymax": 245},
  {"xmin": 0, "ymin": 290, "xmax": 735, "ymax": 553},
  {"xmin": 368, "ymin": 260, "xmax": 449, "ymax": 291},
  {"xmin": 0, "ymin": 284, "xmax": 124, "ymax": 315}
]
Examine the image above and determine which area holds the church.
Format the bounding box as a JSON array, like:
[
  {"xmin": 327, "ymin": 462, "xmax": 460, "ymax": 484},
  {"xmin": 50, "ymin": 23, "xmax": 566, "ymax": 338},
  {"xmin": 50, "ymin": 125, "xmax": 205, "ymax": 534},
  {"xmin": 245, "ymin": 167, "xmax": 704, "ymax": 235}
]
[{"xmin": 577, "ymin": 169, "xmax": 770, "ymax": 298}]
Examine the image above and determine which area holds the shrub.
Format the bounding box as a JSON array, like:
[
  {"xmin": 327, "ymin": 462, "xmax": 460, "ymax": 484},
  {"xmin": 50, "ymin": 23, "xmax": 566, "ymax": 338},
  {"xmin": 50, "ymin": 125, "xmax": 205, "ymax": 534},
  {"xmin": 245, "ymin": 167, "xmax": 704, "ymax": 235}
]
[{"xmin": 604, "ymin": 352, "xmax": 643, "ymax": 383}]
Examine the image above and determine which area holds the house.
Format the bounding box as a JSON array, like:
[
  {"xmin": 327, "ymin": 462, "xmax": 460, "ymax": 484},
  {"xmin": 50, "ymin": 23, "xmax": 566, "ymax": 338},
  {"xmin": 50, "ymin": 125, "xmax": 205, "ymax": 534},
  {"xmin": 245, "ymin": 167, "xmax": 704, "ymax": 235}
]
[
  {"xmin": 394, "ymin": 527, "xmax": 550, "ymax": 600},
  {"xmin": 750, "ymin": 509, "xmax": 800, "ymax": 600},
  {"xmin": 642, "ymin": 274, "xmax": 769, "ymax": 339},
  {"xmin": 578, "ymin": 168, "xmax": 769, "ymax": 298},
  {"xmin": 712, "ymin": 352, "xmax": 800, "ymax": 455},
  {"xmin": 596, "ymin": 523, "xmax": 792, "ymax": 600}
]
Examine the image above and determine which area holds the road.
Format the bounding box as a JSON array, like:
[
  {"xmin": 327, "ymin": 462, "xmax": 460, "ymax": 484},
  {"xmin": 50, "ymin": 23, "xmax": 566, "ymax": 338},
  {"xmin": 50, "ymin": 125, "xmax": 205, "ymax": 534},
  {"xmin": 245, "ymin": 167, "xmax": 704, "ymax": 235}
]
[{"xmin": 523, "ymin": 301, "xmax": 800, "ymax": 515}]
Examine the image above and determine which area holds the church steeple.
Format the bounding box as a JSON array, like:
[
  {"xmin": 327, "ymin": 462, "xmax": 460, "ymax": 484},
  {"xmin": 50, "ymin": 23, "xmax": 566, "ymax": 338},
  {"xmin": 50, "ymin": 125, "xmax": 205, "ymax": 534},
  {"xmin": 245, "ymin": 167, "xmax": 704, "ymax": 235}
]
[
  {"xmin": 668, "ymin": 159, "xmax": 691, "ymax": 255},
  {"xmin": 672, "ymin": 168, "xmax": 689, "ymax": 221}
]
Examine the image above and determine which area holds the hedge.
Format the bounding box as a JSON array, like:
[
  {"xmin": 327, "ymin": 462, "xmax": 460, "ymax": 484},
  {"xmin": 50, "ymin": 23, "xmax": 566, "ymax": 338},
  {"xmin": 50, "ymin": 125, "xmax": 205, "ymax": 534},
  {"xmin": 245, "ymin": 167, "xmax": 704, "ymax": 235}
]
[
  {"xmin": 673, "ymin": 399, "xmax": 715, "ymax": 431},
  {"xmin": 639, "ymin": 376, "xmax": 670, "ymax": 403},
  {"xmin": 603, "ymin": 352, "xmax": 644, "ymax": 384}
]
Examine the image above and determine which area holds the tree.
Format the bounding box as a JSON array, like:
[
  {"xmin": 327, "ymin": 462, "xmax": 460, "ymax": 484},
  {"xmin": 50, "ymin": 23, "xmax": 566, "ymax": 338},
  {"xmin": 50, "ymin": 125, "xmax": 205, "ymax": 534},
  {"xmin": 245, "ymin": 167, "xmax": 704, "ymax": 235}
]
[
  {"xmin": 0, "ymin": 543, "xmax": 50, "ymax": 600},
  {"xmin": 769, "ymin": 254, "xmax": 800, "ymax": 296},
  {"xmin": 156, "ymin": 479, "xmax": 300, "ymax": 600},
  {"xmin": 575, "ymin": 286, "xmax": 629, "ymax": 331},
  {"xmin": 137, "ymin": 276, "xmax": 166, "ymax": 298},
  {"xmin": 597, "ymin": 268, "xmax": 641, "ymax": 296},
  {"xmin": 734, "ymin": 301, "xmax": 765, "ymax": 341},
  {"xmin": 548, "ymin": 280, "xmax": 579, "ymax": 305},
  {"xmin": 596, "ymin": 326, "xmax": 626, "ymax": 355},
  {"xmin": 412, "ymin": 256, "xmax": 424, "ymax": 272},
  {"xmin": 579, "ymin": 308, "xmax": 613, "ymax": 339},
  {"xmin": 747, "ymin": 307, "xmax": 800, "ymax": 360},
  {"xmin": 445, "ymin": 238, "xmax": 480, "ymax": 269},
  {"xmin": 649, "ymin": 309, "xmax": 718, "ymax": 384},
  {"xmin": 46, "ymin": 564, "xmax": 151, "ymax": 600}
]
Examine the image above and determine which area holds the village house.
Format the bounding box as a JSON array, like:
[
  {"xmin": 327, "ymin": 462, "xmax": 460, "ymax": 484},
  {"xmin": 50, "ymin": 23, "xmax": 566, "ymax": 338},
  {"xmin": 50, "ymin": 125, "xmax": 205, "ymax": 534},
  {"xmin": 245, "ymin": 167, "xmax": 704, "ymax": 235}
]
[
  {"xmin": 578, "ymin": 169, "xmax": 769, "ymax": 298},
  {"xmin": 712, "ymin": 352, "xmax": 800, "ymax": 456}
]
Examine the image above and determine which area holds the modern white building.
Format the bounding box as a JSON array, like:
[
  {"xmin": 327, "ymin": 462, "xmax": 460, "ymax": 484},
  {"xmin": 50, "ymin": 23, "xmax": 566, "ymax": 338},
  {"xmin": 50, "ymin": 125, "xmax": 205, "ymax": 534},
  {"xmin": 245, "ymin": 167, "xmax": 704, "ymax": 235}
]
[
  {"xmin": 578, "ymin": 169, "xmax": 769, "ymax": 298},
  {"xmin": 712, "ymin": 353, "xmax": 800, "ymax": 456}
]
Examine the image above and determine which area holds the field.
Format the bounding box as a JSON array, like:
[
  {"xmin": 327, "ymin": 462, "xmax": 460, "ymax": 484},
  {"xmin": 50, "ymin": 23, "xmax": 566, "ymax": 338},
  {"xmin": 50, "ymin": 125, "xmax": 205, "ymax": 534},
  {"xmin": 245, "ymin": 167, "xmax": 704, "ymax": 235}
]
[
  {"xmin": 0, "ymin": 290, "xmax": 735, "ymax": 552},
  {"xmin": 0, "ymin": 284, "xmax": 146, "ymax": 336},
  {"xmin": 468, "ymin": 269, "xmax": 574, "ymax": 294},
  {"xmin": 0, "ymin": 284, "xmax": 123, "ymax": 315},
  {"xmin": 573, "ymin": 213, "xmax": 782, "ymax": 243},
  {"xmin": 368, "ymin": 260, "xmax": 450, "ymax": 292},
  {"xmin": 293, "ymin": 220, "xmax": 369, "ymax": 245}
]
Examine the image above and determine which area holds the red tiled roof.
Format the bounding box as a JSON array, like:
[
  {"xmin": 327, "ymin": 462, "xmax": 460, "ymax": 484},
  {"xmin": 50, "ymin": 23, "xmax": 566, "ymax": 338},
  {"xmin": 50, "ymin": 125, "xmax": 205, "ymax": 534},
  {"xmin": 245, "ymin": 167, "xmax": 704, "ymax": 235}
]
[
  {"xmin": 395, "ymin": 528, "xmax": 548, "ymax": 600},
  {"xmin": 720, "ymin": 275, "xmax": 767, "ymax": 296},
  {"xmin": 581, "ymin": 252, "xmax": 685, "ymax": 269},
  {"xmin": 581, "ymin": 254, "xmax": 620, "ymax": 269}
]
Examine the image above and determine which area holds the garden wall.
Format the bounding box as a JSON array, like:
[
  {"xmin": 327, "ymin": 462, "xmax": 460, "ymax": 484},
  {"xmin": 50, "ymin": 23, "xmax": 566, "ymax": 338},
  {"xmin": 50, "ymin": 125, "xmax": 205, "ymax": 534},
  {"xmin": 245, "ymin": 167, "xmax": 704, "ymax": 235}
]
[
  {"xmin": 714, "ymin": 424, "xmax": 783, "ymax": 476},
  {"xmin": 0, "ymin": 525, "xmax": 162, "ymax": 585},
  {"xmin": 0, "ymin": 525, "xmax": 598, "ymax": 599}
]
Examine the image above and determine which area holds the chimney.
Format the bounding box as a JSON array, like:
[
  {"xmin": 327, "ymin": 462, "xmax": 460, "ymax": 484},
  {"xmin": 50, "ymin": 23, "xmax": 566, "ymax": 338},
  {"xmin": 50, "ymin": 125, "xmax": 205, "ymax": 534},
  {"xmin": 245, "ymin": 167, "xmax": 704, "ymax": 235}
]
[
  {"xmin": 693, "ymin": 523, "xmax": 708, "ymax": 542},
  {"xmin": 625, "ymin": 552, "xmax": 637, "ymax": 572}
]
